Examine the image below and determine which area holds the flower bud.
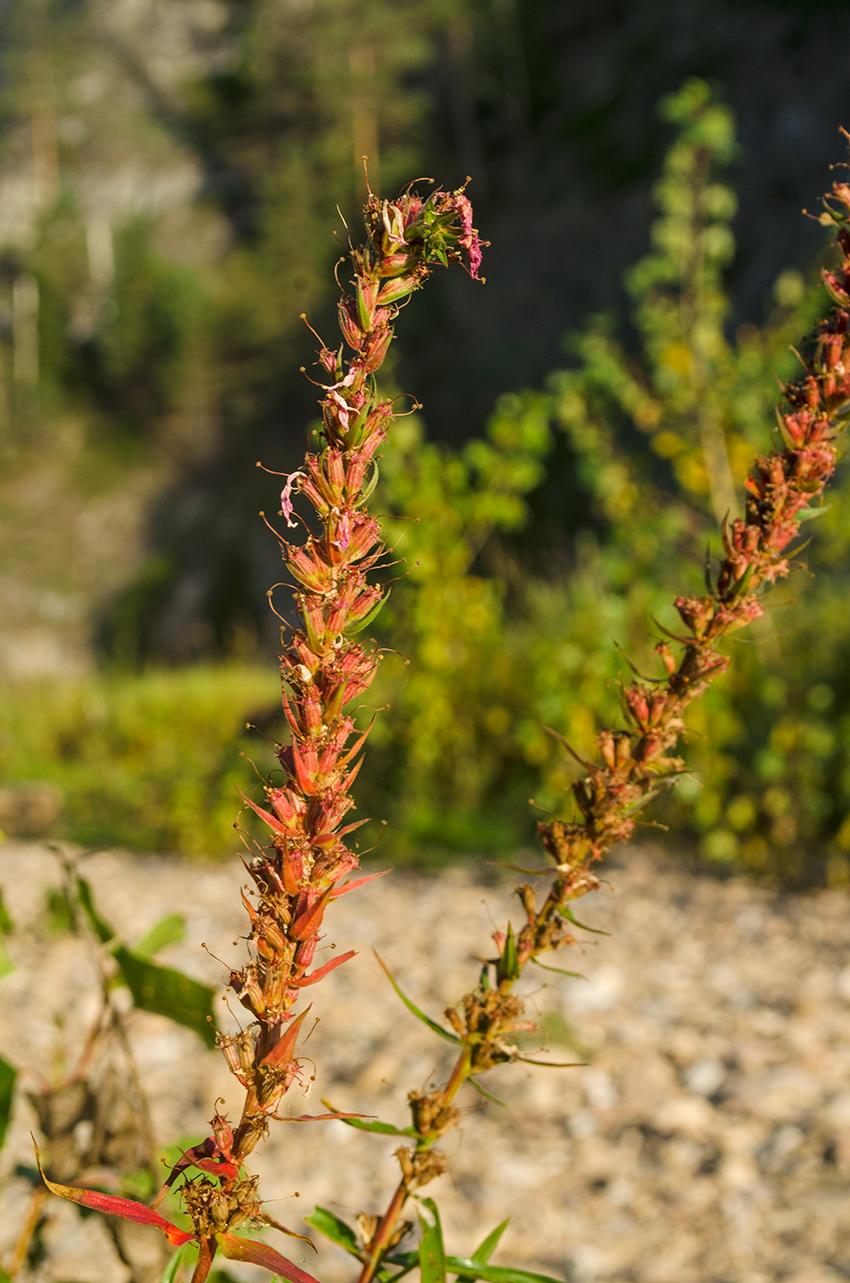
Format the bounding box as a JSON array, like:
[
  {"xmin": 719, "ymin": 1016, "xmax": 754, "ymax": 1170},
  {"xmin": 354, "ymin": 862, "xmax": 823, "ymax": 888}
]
[
  {"xmin": 338, "ymin": 297, "xmax": 363, "ymax": 350},
  {"xmin": 655, "ymin": 641, "xmax": 676, "ymax": 675}
]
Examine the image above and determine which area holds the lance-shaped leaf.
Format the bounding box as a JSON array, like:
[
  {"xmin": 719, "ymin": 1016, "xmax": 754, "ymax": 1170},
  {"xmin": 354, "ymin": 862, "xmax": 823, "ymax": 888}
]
[
  {"xmin": 0, "ymin": 1054, "xmax": 16, "ymax": 1150},
  {"xmin": 276, "ymin": 1108, "xmax": 372, "ymax": 1124},
  {"xmin": 374, "ymin": 952, "xmax": 461, "ymax": 1044},
  {"xmin": 531, "ymin": 958, "xmax": 587, "ymax": 979},
  {"xmin": 470, "ymin": 1221, "xmax": 509, "ymax": 1265},
  {"xmin": 304, "ymin": 1206, "xmax": 363, "ymax": 1259},
  {"xmin": 260, "ymin": 1006, "xmax": 311, "ymax": 1070},
  {"xmin": 76, "ymin": 876, "xmax": 115, "ymax": 944},
  {"xmin": 797, "ymin": 502, "xmax": 832, "ymax": 522},
  {"xmin": 295, "ymin": 949, "xmax": 356, "ymax": 987},
  {"xmin": 496, "ymin": 924, "xmax": 519, "ymax": 984},
  {"xmin": 444, "ymin": 1257, "xmax": 564, "ymax": 1283},
  {"xmin": 136, "ymin": 913, "xmax": 186, "ymax": 959},
  {"xmin": 112, "ymin": 946, "xmax": 218, "ymax": 1049},
  {"xmin": 289, "ymin": 887, "xmax": 333, "ymax": 941},
  {"xmin": 330, "ymin": 869, "xmax": 389, "ymax": 900},
  {"xmin": 237, "ymin": 788, "xmax": 291, "ymax": 837},
  {"xmin": 35, "ymin": 1143, "xmax": 194, "ymax": 1246},
  {"xmin": 320, "ymin": 1099, "xmax": 418, "ymax": 1137},
  {"xmin": 561, "ymin": 907, "xmax": 609, "ymax": 937},
  {"xmin": 417, "ymin": 1198, "xmax": 447, "ymax": 1283},
  {"xmin": 515, "ymin": 1056, "xmax": 586, "ymax": 1068},
  {"xmin": 342, "ymin": 588, "xmax": 390, "ymax": 636},
  {"xmin": 74, "ymin": 879, "xmax": 217, "ymax": 1047},
  {"xmin": 467, "ymin": 1077, "xmax": 507, "ymax": 1108},
  {"xmin": 218, "ymin": 1232, "xmax": 322, "ymax": 1283}
]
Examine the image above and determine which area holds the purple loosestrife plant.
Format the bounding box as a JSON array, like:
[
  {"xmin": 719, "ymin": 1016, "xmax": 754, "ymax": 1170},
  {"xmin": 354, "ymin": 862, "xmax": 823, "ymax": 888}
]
[
  {"xmin": 39, "ymin": 182, "xmax": 484, "ymax": 1283},
  {"xmin": 40, "ymin": 152, "xmax": 850, "ymax": 1283},
  {"xmin": 306, "ymin": 160, "xmax": 850, "ymax": 1283}
]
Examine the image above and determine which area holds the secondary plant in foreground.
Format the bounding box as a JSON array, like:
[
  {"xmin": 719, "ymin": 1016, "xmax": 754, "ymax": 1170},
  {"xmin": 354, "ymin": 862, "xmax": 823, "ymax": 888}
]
[
  {"xmin": 38, "ymin": 182, "xmax": 484, "ymax": 1280},
  {"xmin": 38, "ymin": 144, "xmax": 850, "ymax": 1283}
]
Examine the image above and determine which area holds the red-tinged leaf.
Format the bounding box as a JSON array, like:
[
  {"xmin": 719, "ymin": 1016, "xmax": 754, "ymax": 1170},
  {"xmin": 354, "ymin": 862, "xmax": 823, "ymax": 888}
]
[
  {"xmin": 339, "ymin": 758, "xmax": 363, "ymax": 796},
  {"xmin": 336, "ymin": 817, "xmax": 369, "ymax": 839},
  {"xmin": 276, "ymin": 1108, "xmax": 372, "ymax": 1123},
  {"xmin": 218, "ymin": 1233, "xmax": 322, "ymax": 1283},
  {"xmin": 258, "ymin": 1213, "xmax": 316, "ymax": 1247},
  {"xmin": 34, "ymin": 1142, "xmax": 194, "ymax": 1246},
  {"xmin": 289, "ymin": 887, "xmax": 333, "ymax": 941},
  {"xmin": 237, "ymin": 789, "xmax": 289, "ymax": 837},
  {"xmin": 290, "ymin": 741, "xmax": 319, "ymax": 796},
  {"xmin": 280, "ymin": 690, "xmax": 302, "ymax": 737},
  {"xmin": 543, "ymin": 726, "xmax": 595, "ymax": 771},
  {"xmin": 260, "ymin": 1006, "xmax": 311, "ymax": 1070},
  {"xmin": 295, "ymin": 949, "xmax": 356, "ymax": 986},
  {"xmin": 330, "ymin": 869, "xmax": 389, "ymax": 899},
  {"xmin": 335, "ymin": 722, "xmax": 372, "ymax": 772}
]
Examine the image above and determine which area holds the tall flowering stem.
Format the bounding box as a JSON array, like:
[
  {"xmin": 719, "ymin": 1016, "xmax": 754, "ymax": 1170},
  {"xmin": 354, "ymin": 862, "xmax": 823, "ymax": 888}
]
[
  {"xmin": 352, "ymin": 165, "xmax": 850, "ymax": 1283},
  {"xmin": 37, "ymin": 185, "xmax": 483, "ymax": 1283},
  {"xmin": 222, "ymin": 187, "xmax": 482, "ymax": 1159}
]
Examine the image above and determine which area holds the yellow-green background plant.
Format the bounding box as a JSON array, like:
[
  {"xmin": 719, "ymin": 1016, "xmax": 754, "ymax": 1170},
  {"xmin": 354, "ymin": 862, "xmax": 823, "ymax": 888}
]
[{"xmin": 4, "ymin": 81, "xmax": 850, "ymax": 885}]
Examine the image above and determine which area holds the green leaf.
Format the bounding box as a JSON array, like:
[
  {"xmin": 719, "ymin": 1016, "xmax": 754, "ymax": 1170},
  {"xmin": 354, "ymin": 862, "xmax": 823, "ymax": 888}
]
[
  {"xmin": 445, "ymin": 1257, "xmax": 564, "ymax": 1283},
  {"xmin": 417, "ymin": 1198, "xmax": 446, "ymax": 1283},
  {"xmin": 532, "ymin": 958, "xmax": 587, "ymax": 979},
  {"xmin": 562, "ymin": 907, "xmax": 610, "ymax": 937},
  {"xmin": 797, "ymin": 503, "xmax": 832, "ymax": 522},
  {"xmin": 160, "ymin": 1244, "xmax": 191, "ymax": 1283},
  {"xmin": 112, "ymin": 946, "xmax": 217, "ymax": 1048},
  {"xmin": 0, "ymin": 887, "xmax": 12, "ymax": 935},
  {"xmin": 0, "ymin": 1054, "xmax": 17, "ymax": 1150},
  {"xmin": 467, "ymin": 1077, "xmax": 507, "ymax": 1108},
  {"xmin": 515, "ymin": 1056, "xmax": 585, "ymax": 1068},
  {"xmin": 357, "ymin": 460, "xmax": 380, "ymax": 507},
  {"xmin": 0, "ymin": 939, "xmax": 13, "ymax": 980},
  {"xmin": 343, "ymin": 590, "xmax": 390, "ymax": 637},
  {"xmin": 330, "ymin": 1116, "xmax": 419, "ymax": 1138},
  {"xmin": 304, "ymin": 1207, "xmax": 363, "ymax": 1260},
  {"xmin": 136, "ymin": 913, "xmax": 186, "ymax": 959},
  {"xmin": 382, "ymin": 1251, "xmax": 419, "ymax": 1281},
  {"xmin": 470, "ymin": 1221, "xmax": 509, "ymax": 1265},
  {"xmin": 374, "ymin": 953, "xmax": 461, "ymax": 1044},
  {"xmin": 728, "ymin": 560, "xmax": 754, "ymax": 600},
  {"xmin": 497, "ymin": 924, "xmax": 520, "ymax": 983},
  {"xmin": 75, "ymin": 876, "xmax": 115, "ymax": 945}
]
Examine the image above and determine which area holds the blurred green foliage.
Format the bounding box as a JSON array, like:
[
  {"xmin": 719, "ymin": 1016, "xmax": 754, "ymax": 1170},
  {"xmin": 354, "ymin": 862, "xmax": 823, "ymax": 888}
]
[
  {"xmin": 360, "ymin": 80, "xmax": 850, "ymax": 883},
  {"xmin": 0, "ymin": 53, "xmax": 849, "ymax": 885},
  {"xmin": 0, "ymin": 665, "xmax": 279, "ymax": 855}
]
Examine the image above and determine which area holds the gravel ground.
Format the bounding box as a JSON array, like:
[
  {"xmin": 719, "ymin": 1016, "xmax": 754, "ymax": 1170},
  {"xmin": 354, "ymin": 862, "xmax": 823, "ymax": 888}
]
[{"xmin": 1, "ymin": 841, "xmax": 849, "ymax": 1283}]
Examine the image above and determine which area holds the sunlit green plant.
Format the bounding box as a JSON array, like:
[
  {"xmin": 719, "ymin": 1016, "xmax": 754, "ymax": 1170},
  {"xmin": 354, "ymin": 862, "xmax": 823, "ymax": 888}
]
[
  {"xmin": 35, "ymin": 114, "xmax": 850, "ymax": 1283},
  {"xmin": 366, "ymin": 80, "xmax": 847, "ymax": 882}
]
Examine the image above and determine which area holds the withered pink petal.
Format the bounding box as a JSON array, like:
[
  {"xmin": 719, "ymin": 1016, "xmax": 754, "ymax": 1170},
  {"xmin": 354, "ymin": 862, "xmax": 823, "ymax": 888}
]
[{"xmin": 280, "ymin": 470, "xmax": 305, "ymax": 528}]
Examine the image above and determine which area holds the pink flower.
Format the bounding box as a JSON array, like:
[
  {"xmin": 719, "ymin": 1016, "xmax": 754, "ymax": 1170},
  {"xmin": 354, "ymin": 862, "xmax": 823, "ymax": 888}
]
[{"xmin": 280, "ymin": 470, "xmax": 305, "ymax": 528}]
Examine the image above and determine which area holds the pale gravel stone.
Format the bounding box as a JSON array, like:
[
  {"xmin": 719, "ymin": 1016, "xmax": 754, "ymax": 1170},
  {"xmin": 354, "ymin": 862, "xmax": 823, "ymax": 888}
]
[{"xmin": 1, "ymin": 842, "xmax": 849, "ymax": 1282}]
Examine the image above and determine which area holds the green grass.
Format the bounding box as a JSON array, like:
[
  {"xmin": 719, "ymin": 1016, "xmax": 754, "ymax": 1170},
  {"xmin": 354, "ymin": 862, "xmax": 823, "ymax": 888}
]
[{"xmin": 0, "ymin": 664, "xmax": 282, "ymax": 856}]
